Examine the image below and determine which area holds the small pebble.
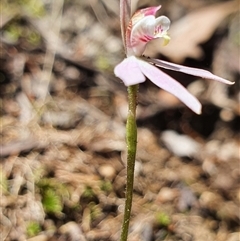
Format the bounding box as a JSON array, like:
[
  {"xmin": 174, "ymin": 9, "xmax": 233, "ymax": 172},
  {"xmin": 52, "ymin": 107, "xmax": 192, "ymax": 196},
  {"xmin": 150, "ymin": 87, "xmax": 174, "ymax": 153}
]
[
  {"xmin": 59, "ymin": 221, "xmax": 86, "ymax": 241},
  {"xmin": 161, "ymin": 130, "xmax": 201, "ymax": 157},
  {"xmin": 156, "ymin": 187, "xmax": 179, "ymax": 203},
  {"xmin": 98, "ymin": 164, "xmax": 116, "ymax": 180}
]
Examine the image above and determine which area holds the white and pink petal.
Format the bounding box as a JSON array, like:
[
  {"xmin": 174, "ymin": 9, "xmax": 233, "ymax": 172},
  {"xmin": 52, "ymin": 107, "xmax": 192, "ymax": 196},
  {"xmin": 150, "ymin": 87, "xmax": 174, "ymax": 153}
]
[
  {"xmin": 130, "ymin": 16, "xmax": 156, "ymax": 56},
  {"xmin": 137, "ymin": 58, "xmax": 202, "ymax": 114},
  {"xmin": 114, "ymin": 56, "xmax": 146, "ymax": 86},
  {"xmin": 132, "ymin": 5, "xmax": 161, "ymax": 23},
  {"xmin": 154, "ymin": 16, "xmax": 171, "ymax": 37}
]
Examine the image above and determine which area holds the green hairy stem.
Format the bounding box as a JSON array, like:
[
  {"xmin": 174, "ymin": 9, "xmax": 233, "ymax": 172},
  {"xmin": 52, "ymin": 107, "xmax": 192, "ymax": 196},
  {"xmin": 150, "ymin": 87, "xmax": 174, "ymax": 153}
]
[{"xmin": 120, "ymin": 84, "xmax": 138, "ymax": 241}]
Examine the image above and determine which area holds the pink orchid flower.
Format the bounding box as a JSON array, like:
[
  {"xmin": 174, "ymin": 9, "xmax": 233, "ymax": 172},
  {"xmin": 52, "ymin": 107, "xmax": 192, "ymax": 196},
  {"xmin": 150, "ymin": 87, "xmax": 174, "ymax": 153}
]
[{"xmin": 114, "ymin": 5, "xmax": 234, "ymax": 114}]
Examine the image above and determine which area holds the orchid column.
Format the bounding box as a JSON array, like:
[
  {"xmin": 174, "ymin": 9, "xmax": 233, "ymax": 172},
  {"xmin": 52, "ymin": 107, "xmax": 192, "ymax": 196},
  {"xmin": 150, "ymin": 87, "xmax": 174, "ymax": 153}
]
[{"xmin": 115, "ymin": 1, "xmax": 233, "ymax": 240}]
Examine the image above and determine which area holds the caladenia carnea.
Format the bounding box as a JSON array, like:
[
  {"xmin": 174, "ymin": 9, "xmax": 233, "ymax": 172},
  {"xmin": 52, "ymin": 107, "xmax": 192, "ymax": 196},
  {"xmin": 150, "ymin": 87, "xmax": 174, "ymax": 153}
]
[{"xmin": 115, "ymin": 1, "xmax": 234, "ymax": 241}]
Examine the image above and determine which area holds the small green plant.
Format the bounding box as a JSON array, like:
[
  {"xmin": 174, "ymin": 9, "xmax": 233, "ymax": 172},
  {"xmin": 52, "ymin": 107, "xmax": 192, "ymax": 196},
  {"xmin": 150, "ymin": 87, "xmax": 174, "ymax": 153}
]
[
  {"xmin": 26, "ymin": 221, "xmax": 41, "ymax": 237},
  {"xmin": 3, "ymin": 21, "xmax": 41, "ymax": 46},
  {"xmin": 1, "ymin": 0, "xmax": 44, "ymax": 45},
  {"xmin": 3, "ymin": 24, "xmax": 22, "ymax": 43},
  {"xmin": 155, "ymin": 212, "xmax": 171, "ymax": 227},
  {"xmin": 42, "ymin": 188, "xmax": 62, "ymax": 214},
  {"xmin": 82, "ymin": 186, "xmax": 96, "ymax": 199},
  {"xmin": 37, "ymin": 178, "xmax": 69, "ymax": 215},
  {"xmin": 17, "ymin": 0, "xmax": 45, "ymax": 17},
  {"xmin": 88, "ymin": 202, "xmax": 102, "ymax": 221},
  {"xmin": 100, "ymin": 180, "xmax": 113, "ymax": 193}
]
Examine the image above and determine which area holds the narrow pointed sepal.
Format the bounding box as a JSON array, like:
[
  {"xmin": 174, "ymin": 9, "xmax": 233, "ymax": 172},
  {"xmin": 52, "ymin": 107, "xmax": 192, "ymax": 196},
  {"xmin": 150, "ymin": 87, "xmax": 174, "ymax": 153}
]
[
  {"xmin": 137, "ymin": 58, "xmax": 202, "ymax": 114},
  {"xmin": 145, "ymin": 57, "xmax": 234, "ymax": 85}
]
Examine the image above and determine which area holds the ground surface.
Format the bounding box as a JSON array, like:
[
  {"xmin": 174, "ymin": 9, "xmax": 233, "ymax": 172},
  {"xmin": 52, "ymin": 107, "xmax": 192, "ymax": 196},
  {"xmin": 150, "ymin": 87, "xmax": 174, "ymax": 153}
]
[{"xmin": 0, "ymin": 0, "xmax": 239, "ymax": 241}]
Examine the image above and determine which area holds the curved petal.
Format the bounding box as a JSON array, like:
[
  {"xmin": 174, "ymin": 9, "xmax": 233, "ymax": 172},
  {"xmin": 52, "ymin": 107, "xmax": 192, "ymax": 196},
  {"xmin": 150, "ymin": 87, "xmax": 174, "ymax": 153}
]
[
  {"xmin": 146, "ymin": 58, "xmax": 234, "ymax": 85},
  {"xmin": 137, "ymin": 58, "xmax": 202, "ymax": 114},
  {"xmin": 131, "ymin": 6, "xmax": 161, "ymax": 26},
  {"xmin": 155, "ymin": 16, "xmax": 171, "ymax": 37},
  {"xmin": 137, "ymin": 5, "xmax": 161, "ymax": 18},
  {"xmin": 130, "ymin": 16, "xmax": 156, "ymax": 56},
  {"xmin": 114, "ymin": 56, "xmax": 146, "ymax": 86}
]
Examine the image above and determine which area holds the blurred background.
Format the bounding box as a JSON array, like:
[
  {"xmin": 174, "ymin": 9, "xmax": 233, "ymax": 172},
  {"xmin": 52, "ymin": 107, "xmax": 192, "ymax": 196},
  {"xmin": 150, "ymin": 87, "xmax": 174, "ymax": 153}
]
[{"xmin": 0, "ymin": 0, "xmax": 239, "ymax": 240}]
